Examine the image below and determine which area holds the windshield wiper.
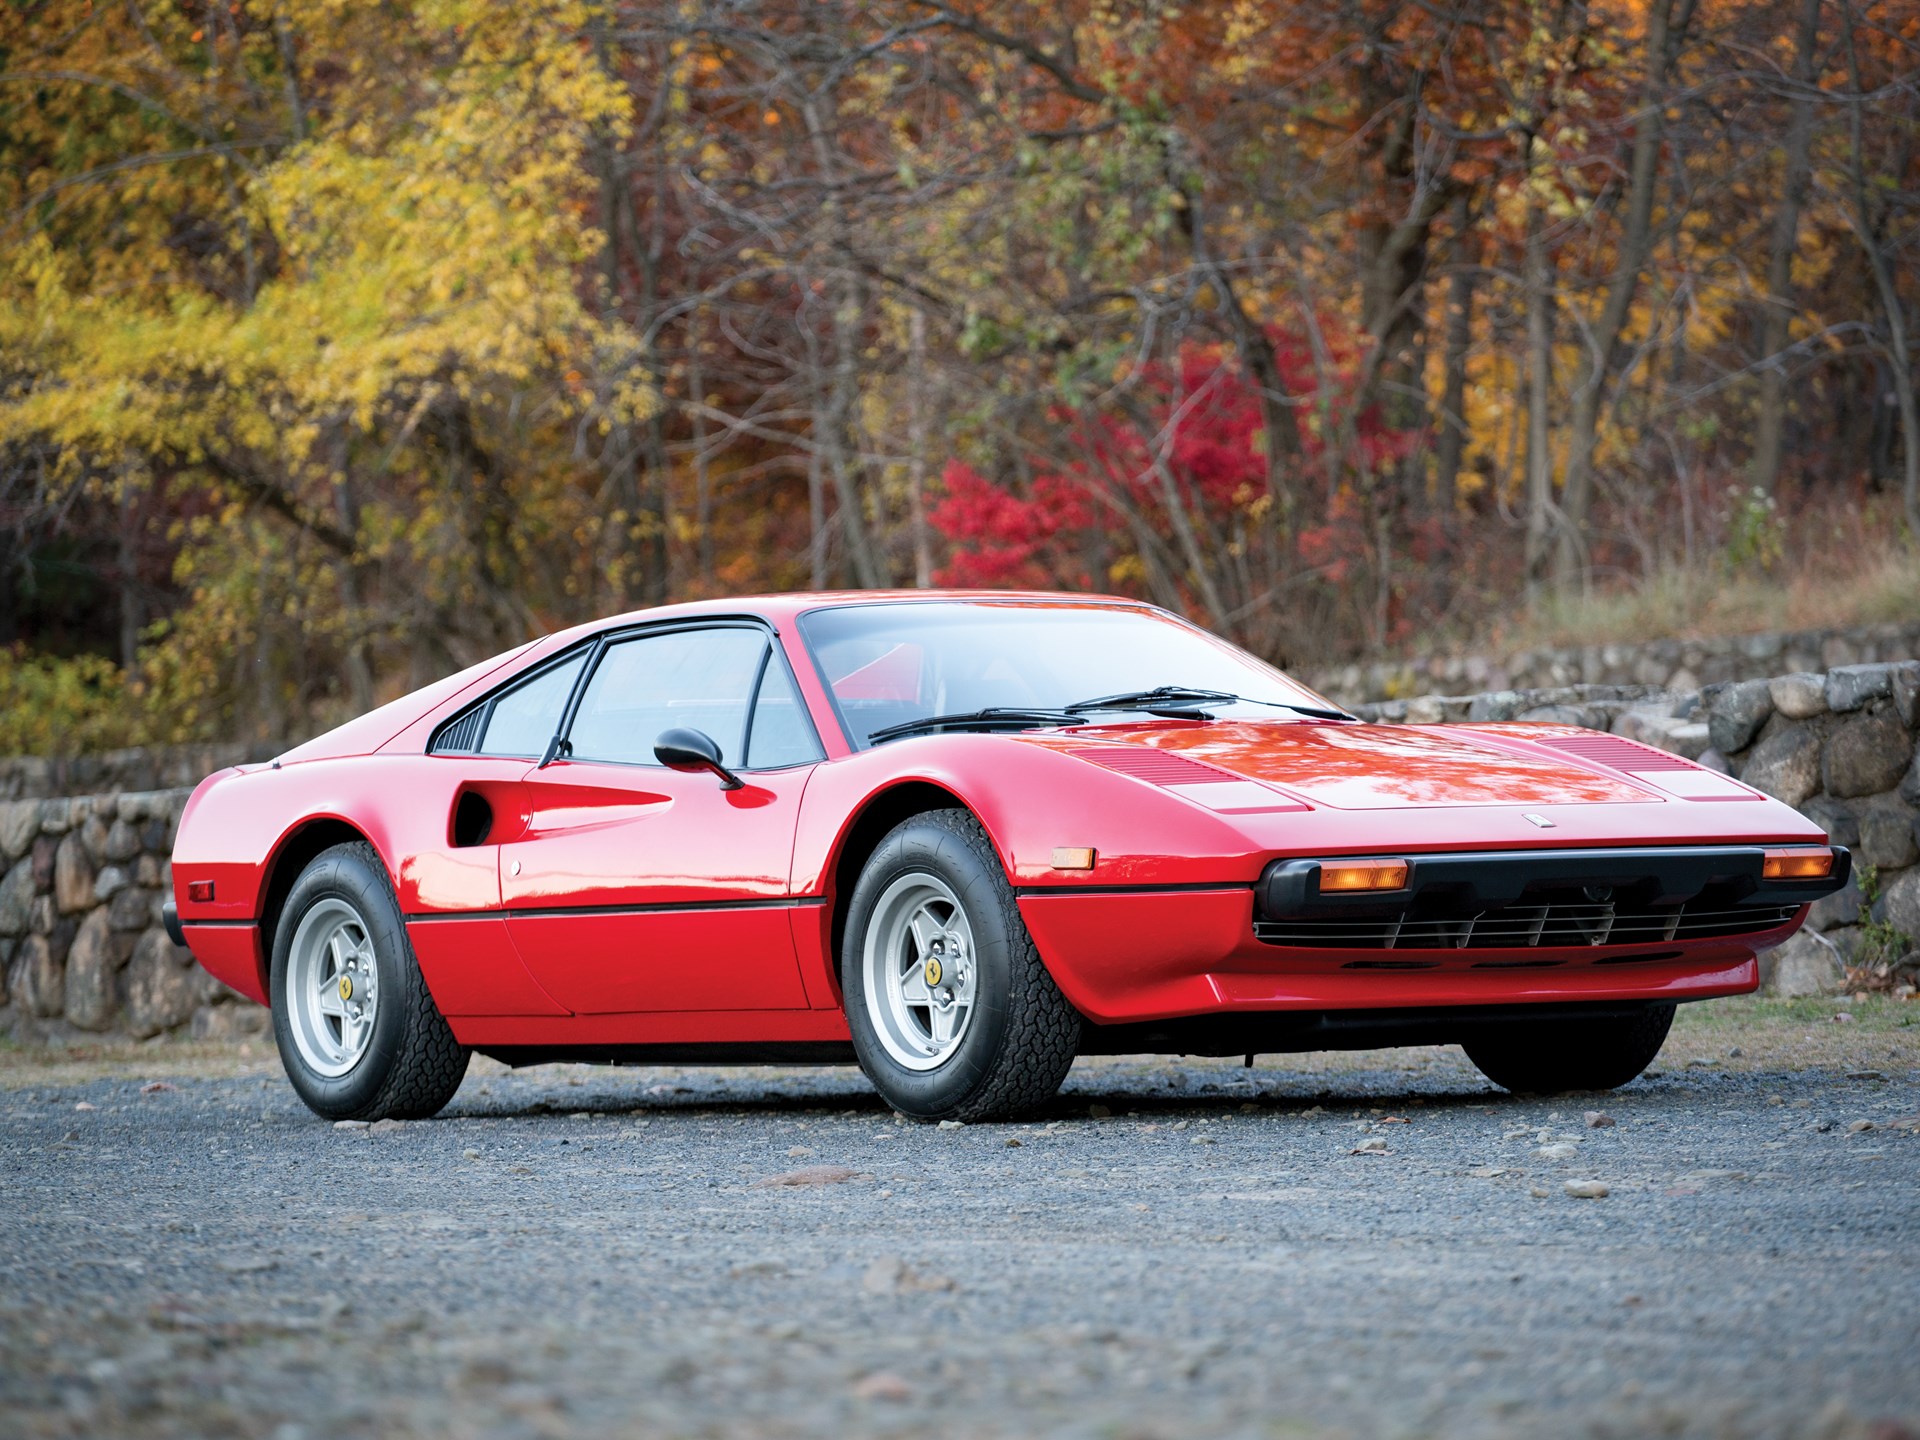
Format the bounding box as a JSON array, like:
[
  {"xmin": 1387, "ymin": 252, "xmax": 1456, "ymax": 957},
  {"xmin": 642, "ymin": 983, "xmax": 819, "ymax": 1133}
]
[
  {"xmin": 866, "ymin": 708, "xmax": 1088, "ymax": 744},
  {"xmin": 1064, "ymin": 686, "xmax": 1241, "ymax": 714},
  {"xmin": 1063, "ymin": 686, "xmax": 1356, "ymax": 722}
]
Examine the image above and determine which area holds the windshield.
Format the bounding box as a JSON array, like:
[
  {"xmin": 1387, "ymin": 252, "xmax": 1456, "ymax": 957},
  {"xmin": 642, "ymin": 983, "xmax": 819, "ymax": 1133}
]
[{"xmin": 799, "ymin": 601, "xmax": 1337, "ymax": 749}]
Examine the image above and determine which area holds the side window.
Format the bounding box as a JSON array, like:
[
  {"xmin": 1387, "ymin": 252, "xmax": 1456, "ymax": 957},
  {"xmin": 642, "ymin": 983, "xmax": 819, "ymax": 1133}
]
[
  {"xmin": 746, "ymin": 656, "xmax": 824, "ymax": 768},
  {"xmin": 567, "ymin": 629, "xmax": 767, "ymax": 766},
  {"xmin": 477, "ymin": 653, "xmax": 587, "ymax": 758}
]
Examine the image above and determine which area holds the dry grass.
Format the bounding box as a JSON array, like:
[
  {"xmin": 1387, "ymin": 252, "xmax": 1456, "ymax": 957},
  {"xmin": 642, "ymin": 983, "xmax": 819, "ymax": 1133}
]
[{"xmin": 1488, "ymin": 544, "xmax": 1920, "ymax": 655}]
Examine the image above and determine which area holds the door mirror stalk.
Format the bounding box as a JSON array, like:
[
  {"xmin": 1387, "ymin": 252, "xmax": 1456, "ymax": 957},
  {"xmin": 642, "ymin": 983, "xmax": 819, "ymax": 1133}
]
[
  {"xmin": 654, "ymin": 728, "xmax": 745, "ymax": 790},
  {"xmin": 537, "ymin": 733, "xmax": 571, "ymax": 769}
]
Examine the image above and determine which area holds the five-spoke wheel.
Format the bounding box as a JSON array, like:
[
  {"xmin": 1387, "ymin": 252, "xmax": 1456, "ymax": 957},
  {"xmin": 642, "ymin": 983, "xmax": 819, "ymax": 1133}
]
[
  {"xmin": 863, "ymin": 874, "xmax": 979, "ymax": 1071},
  {"xmin": 269, "ymin": 842, "xmax": 469, "ymax": 1121},
  {"xmin": 842, "ymin": 809, "xmax": 1081, "ymax": 1121},
  {"xmin": 285, "ymin": 898, "xmax": 381, "ymax": 1078}
]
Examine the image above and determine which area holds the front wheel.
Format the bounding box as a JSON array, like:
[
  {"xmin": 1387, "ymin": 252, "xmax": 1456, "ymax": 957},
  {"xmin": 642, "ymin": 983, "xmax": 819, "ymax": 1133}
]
[
  {"xmin": 1462, "ymin": 1004, "xmax": 1675, "ymax": 1094},
  {"xmin": 270, "ymin": 842, "xmax": 470, "ymax": 1120},
  {"xmin": 841, "ymin": 810, "xmax": 1081, "ymax": 1121}
]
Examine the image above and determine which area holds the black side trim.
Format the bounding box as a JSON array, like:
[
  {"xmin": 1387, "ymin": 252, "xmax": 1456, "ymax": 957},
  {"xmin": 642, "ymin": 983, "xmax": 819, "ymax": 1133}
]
[
  {"xmin": 178, "ymin": 917, "xmax": 255, "ymax": 929},
  {"xmin": 1014, "ymin": 882, "xmax": 1254, "ymax": 899},
  {"xmin": 477, "ymin": 1042, "xmax": 856, "ymax": 1068},
  {"xmin": 407, "ymin": 896, "xmax": 828, "ymax": 924}
]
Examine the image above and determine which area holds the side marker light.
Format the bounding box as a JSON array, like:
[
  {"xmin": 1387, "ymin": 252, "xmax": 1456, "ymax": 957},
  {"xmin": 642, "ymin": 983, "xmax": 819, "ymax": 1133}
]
[
  {"xmin": 187, "ymin": 879, "xmax": 216, "ymax": 903},
  {"xmin": 1050, "ymin": 847, "xmax": 1097, "ymax": 871}
]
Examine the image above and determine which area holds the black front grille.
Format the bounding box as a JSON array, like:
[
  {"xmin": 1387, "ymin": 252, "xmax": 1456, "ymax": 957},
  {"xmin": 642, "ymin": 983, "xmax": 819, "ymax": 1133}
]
[{"xmin": 1254, "ymin": 899, "xmax": 1799, "ymax": 951}]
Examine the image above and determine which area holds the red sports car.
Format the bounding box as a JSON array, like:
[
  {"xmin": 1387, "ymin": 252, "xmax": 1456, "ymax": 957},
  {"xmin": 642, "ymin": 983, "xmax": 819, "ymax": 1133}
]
[{"xmin": 166, "ymin": 592, "xmax": 1848, "ymax": 1122}]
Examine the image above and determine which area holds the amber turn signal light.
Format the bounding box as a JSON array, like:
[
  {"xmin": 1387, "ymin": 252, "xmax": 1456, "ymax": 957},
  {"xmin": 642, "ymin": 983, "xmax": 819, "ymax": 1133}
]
[
  {"xmin": 1050, "ymin": 847, "xmax": 1097, "ymax": 871},
  {"xmin": 1318, "ymin": 859, "xmax": 1409, "ymax": 892},
  {"xmin": 1762, "ymin": 847, "xmax": 1833, "ymax": 880}
]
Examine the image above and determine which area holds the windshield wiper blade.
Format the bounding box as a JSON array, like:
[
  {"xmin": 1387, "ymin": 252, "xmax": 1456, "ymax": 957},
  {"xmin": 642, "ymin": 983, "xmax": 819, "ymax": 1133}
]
[
  {"xmin": 1064, "ymin": 686, "xmax": 1241, "ymax": 713},
  {"xmin": 1063, "ymin": 686, "xmax": 1357, "ymax": 722},
  {"xmin": 866, "ymin": 708, "xmax": 1088, "ymax": 744}
]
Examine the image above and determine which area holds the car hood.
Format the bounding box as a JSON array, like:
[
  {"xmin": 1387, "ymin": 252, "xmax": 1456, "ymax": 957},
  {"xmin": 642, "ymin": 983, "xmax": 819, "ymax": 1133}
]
[{"xmin": 1052, "ymin": 719, "xmax": 1662, "ymax": 809}]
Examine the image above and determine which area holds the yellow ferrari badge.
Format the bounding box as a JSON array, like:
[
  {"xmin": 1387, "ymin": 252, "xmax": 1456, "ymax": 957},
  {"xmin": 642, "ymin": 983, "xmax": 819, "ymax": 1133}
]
[
  {"xmin": 923, "ymin": 957, "xmax": 943, "ymax": 988},
  {"xmin": 339, "ymin": 974, "xmax": 354, "ymax": 1002}
]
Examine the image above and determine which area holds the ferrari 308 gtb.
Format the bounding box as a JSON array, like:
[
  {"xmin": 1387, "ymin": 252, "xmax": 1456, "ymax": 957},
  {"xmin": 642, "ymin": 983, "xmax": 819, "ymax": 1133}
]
[{"xmin": 166, "ymin": 593, "xmax": 1849, "ymax": 1122}]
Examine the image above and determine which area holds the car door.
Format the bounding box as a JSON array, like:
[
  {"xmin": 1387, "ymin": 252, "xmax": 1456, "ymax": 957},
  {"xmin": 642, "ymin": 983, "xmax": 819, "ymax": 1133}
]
[
  {"xmin": 500, "ymin": 623, "xmax": 825, "ymax": 1014},
  {"xmin": 401, "ymin": 647, "xmax": 598, "ymax": 1016}
]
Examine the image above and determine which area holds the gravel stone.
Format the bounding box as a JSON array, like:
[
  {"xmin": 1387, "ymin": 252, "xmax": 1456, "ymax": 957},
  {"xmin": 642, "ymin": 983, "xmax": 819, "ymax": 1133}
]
[{"xmin": 2, "ymin": 1051, "xmax": 1917, "ymax": 1438}]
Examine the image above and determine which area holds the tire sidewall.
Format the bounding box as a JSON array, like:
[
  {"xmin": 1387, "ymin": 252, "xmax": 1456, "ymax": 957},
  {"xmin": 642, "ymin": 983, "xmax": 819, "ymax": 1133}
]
[
  {"xmin": 269, "ymin": 845, "xmax": 414, "ymax": 1119},
  {"xmin": 841, "ymin": 818, "xmax": 1019, "ymax": 1118}
]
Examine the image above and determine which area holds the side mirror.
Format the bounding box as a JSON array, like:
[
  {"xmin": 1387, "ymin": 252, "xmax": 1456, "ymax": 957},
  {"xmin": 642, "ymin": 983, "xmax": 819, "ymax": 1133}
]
[{"xmin": 654, "ymin": 727, "xmax": 744, "ymax": 790}]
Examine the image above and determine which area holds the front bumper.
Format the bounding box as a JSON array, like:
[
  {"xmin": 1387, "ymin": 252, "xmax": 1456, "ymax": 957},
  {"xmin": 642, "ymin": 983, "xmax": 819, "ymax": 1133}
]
[
  {"xmin": 1016, "ymin": 845, "xmax": 1844, "ymax": 1026},
  {"xmin": 1254, "ymin": 844, "xmax": 1850, "ymax": 952}
]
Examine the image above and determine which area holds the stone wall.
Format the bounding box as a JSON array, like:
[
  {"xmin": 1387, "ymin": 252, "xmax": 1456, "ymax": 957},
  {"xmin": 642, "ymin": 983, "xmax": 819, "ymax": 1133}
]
[
  {"xmin": 0, "ymin": 742, "xmax": 280, "ymax": 802},
  {"xmin": 0, "ymin": 790, "xmax": 262, "ymax": 1043},
  {"xmin": 1308, "ymin": 620, "xmax": 1920, "ymax": 707},
  {"xmin": 1355, "ymin": 660, "xmax": 1920, "ymax": 998},
  {"xmin": 4, "ymin": 659, "xmax": 1917, "ymax": 1041}
]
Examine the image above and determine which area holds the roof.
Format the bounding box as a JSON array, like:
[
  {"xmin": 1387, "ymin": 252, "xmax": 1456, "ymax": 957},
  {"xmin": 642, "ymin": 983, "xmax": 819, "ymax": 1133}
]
[{"xmin": 534, "ymin": 588, "xmax": 1158, "ymax": 649}]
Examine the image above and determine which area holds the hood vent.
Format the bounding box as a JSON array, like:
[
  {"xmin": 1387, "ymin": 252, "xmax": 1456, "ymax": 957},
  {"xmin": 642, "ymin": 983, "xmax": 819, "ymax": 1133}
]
[
  {"xmin": 1069, "ymin": 746, "xmax": 1232, "ymax": 785},
  {"xmin": 1538, "ymin": 733, "xmax": 1695, "ymax": 773}
]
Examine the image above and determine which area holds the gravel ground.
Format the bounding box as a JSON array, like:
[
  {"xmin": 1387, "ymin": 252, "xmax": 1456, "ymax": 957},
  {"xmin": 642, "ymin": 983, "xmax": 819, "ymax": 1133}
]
[{"xmin": 4, "ymin": 997, "xmax": 1918, "ymax": 1440}]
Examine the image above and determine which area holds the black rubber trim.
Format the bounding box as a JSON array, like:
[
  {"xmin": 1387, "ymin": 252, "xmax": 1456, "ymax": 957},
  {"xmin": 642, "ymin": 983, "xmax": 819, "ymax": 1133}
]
[
  {"xmin": 406, "ymin": 896, "xmax": 828, "ymax": 923},
  {"xmin": 178, "ymin": 917, "xmax": 255, "ymax": 929},
  {"xmin": 162, "ymin": 895, "xmax": 185, "ymax": 946},
  {"xmin": 1014, "ymin": 882, "xmax": 1254, "ymax": 898}
]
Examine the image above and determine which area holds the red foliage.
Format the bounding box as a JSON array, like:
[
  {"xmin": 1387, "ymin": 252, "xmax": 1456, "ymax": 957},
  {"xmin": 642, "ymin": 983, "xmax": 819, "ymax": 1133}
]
[{"xmin": 930, "ymin": 326, "xmax": 1414, "ymax": 612}]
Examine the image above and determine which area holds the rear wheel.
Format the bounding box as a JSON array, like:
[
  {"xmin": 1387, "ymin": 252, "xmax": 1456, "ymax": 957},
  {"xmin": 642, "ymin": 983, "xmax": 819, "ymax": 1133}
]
[
  {"xmin": 1462, "ymin": 1004, "xmax": 1675, "ymax": 1094},
  {"xmin": 270, "ymin": 842, "xmax": 470, "ymax": 1121},
  {"xmin": 841, "ymin": 809, "xmax": 1081, "ymax": 1121}
]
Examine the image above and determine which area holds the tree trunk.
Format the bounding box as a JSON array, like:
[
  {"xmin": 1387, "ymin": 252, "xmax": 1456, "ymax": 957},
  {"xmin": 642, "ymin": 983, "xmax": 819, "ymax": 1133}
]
[
  {"xmin": 1434, "ymin": 194, "xmax": 1477, "ymax": 512},
  {"xmin": 1750, "ymin": 0, "xmax": 1822, "ymax": 497},
  {"xmin": 1524, "ymin": 190, "xmax": 1556, "ymax": 598},
  {"xmin": 1552, "ymin": 0, "xmax": 1698, "ymax": 588},
  {"xmin": 1841, "ymin": 3, "xmax": 1920, "ymax": 539},
  {"xmin": 906, "ymin": 306, "xmax": 934, "ymax": 587}
]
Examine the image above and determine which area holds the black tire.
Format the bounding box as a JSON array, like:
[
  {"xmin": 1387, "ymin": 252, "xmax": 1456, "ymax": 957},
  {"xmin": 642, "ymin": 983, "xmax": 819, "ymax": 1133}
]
[
  {"xmin": 269, "ymin": 841, "xmax": 470, "ymax": 1120},
  {"xmin": 1462, "ymin": 1004, "xmax": 1675, "ymax": 1094},
  {"xmin": 841, "ymin": 809, "xmax": 1081, "ymax": 1122}
]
